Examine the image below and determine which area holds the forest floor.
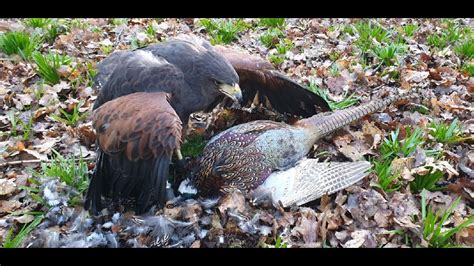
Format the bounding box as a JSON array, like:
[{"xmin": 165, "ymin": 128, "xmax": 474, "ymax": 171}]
[{"xmin": 0, "ymin": 18, "xmax": 473, "ymax": 248}]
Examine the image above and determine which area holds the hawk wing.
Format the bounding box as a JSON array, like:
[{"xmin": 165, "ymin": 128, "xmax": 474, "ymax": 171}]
[
  {"xmin": 85, "ymin": 92, "xmax": 183, "ymax": 214},
  {"xmin": 214, "ymin": 45, "xmax": 331, "ymax": 117},
  {"xmin": 93, "ymin": 49, "xmax": 187, "ymax": 110}
]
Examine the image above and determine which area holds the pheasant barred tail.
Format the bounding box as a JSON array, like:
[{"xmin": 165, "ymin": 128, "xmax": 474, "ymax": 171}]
[{"xmin": 298, "ymin": 91, "xmax": 414, "ymax": 138}]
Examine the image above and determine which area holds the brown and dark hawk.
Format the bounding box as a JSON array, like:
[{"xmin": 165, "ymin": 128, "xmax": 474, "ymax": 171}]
[{"xmin": 85, "ymin": 35, "xmax": 330, "ymax": 214}]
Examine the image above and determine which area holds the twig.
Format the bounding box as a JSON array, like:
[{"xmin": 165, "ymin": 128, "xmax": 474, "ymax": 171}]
[
  {"xmin": 0, "ymin": 157, "xmax": 95, "ymax": 168},
  {"xmin": 113, "ymin": 27, "xmax": 124, "ymax": 49},
  {"xmin": 0, "ymin": 159, "xmax": 42, "ymax": 167},
  {"xmin": 0, "ymin": 58, "xmax": 16, "ymax": 62}
]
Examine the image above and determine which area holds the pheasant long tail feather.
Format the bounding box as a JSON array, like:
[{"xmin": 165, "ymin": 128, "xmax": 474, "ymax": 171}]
[{"xmin": 298, "ymin": 92, "xmax": 411, "ymax": 137}]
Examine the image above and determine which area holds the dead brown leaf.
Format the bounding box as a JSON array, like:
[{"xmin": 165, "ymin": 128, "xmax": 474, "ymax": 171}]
[
  {"xmin": 75, "ymin": 125, "xmax": 96, "ymax": 147},
  {"xmin": 0, "ymin": 178, "xmax": 17, "ymax": 196},
  {"xmin": 362, "ymin": 121, "xmax": 384, "ymax": 149},
  {"xmin": 218, "ymin": 190, "xmax": 250, "ymax": 216},
  {"xmin": 0, "ymin": 199, "xmax": 22, "ymax": 214},
  {"xmin": 447, "ymin": 178, "xmax": 474, "ymax": 202},
  {"xmin": 456, "ymin": 225, "xmax": 474, "ymax": 247},
  {"xmin": 389, "ymin": 192, "xmax": 420, "ymax": 229},
  {"xmin": 334, "ymin": 133, "xmax": 373, "ymax": 161},
  {"xmin": 293, "ymin": 207, "xmax": 318, "ymax": 244},
  {"xmin": 342, "ymin": 229, "xmax": 376, "ymax": 248},
  {"xmin": 346, "ymin": 188, "xmax": 389, "ymax": 228},
  {"xmin": 326, "ymin": 75, "xmax": 351, "ymax": 95},
  {"xmin": 14, "ymin": 214, "xmax": 34, "ymax": 224},
  {"xmin": 391, "ymin": 157, "xmax": 414, "ymax": 177},
  {"xmin": 403, "ymin": 70, "xmax": 430, "ymax": 83}
]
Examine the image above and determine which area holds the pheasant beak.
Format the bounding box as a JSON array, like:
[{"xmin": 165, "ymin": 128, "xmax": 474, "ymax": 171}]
[{"xmin": 219, "ymin": 83, "xmax": 243, "ymax": 105}]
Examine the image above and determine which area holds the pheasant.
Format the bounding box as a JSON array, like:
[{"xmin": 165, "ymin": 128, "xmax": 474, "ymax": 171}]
[{"xmin": 194, "ymin": 91, "xmax": 413, "ymax": 207}]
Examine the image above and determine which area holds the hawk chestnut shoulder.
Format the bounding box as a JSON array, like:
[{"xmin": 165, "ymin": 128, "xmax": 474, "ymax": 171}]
[{"xmin": 85, "ymin": 35, "xmax": 330, "ymax": 214}]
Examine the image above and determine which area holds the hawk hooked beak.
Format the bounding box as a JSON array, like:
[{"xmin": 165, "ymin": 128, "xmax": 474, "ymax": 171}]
[{"xmin": 219, "ymin": 83, "xmax": 243, "ymax": 105}]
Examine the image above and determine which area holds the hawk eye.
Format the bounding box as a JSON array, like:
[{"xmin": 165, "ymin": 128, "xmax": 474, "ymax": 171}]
[{"xmin": 214, "ymin": 80, "xmax": 221, "ymax": 86}]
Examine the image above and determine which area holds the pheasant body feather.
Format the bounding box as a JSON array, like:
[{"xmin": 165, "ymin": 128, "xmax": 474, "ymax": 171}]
[{"xmin": 197, "ymin": 121, "xmax": 311, "ymax": 195}]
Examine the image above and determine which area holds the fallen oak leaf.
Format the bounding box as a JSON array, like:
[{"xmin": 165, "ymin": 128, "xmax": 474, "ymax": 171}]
[
  {"xmin": 293, "ymin": 207, "xmax": 319, "ymax": 244},
  {"xmin": 467, "ymin": 78, "xmax": 474, "ymax": 93},
  {"xmin": 333, "ymin": 133, "xmax": 374, "ymax": 161},
  {"xmin": 0, "ymin": 178, "xmax": 17, "ymax": 196},
  {"xmin": 218, "ymin": 190, "xmax": 251, "ymax": 217},
  {"xmin": 38, "ymin": 92, "xmax": 59, "ymax": 107},
  {"xmin": 391, "ymin": 157, "xmax": 414, "ymax": 178},
  {"xmin": 419, "ymin": 53, "xmax": 432, "ymax": 64},
  {"xmin": 455, "ymin": 224, "xmax": 474, "ymax": 247},
  {"xmin": 0, "ymin": 199, "xmax": 22, "ymax": 214},
  {"xmin": 428, "ymin": 68, "xmax": 442, "ymax": 81},
  {"xmin": 362, "ymin": 121, "xmax": 384, "ymax": 149},
  {"xmin": 401, "ymin": 167, "xmax": 414, "ymax": 182},
  {"xmin": 402, "ymin": 70, "xmax": 429, "ymax": 83},
  {"xmin": 431, "ymin": 94, "xmax": 474, "ymax": 113},
  {"xmin": 33, "ymin": 106, "xmax": 56, "ymax": 120},
  {"xmin": 56, "ymin": 65, "xmax": 71, "ymax": 78},
  {"xmin": 14, "ymin": 214, "xmax": 34, "ymax": 224},
  {"xmin": 67, "ymin": 68, "xmax": 81, "ymax": 81},
  {"xmin": 13, "ymin": 93, "xmax": 34, "ymax": 110},
  {"xmin": 411, "ymin": 159, "xmax": 459, "ymax": 180},
  {"xmin": 16, "ymin": 141, "xmax": 26, "ymax": 152},
  {"xmin": 190, "ymin": 240, "xmax": 201, "ymax": 248},
  {"xmin": 446, "ymin": 178, "xmax": 474, "ymax": 202},
  {"xmin": 23, "ymin": 148, "xmax": 49, "ymax": 162},
  {"xmin": 374, "ymin": 208, "xmax": 392, "ymax": 228},
  {"xmin": 74, "ymin": 125, "xmax": 96, "ymax": 148},
  {"xmin": 342, "ymin": 229, "xmax": 376, "ymax": 248},
  {"xmin": 346, "ymin": 188, "xmax": 388, "ymax": 228},
  {"xmin": 430, "ymin": 67, "xmax": 458, "ymax": 87},
  {"xmin": 337, "ymin": 142, "xmax": 368, "ymax": 161},
  {"xmin": 78, "ymin": 86, "xmax": 94, "ymax": 99},
  {"xmin": 389, "ymin": 192, "xmax": 420, "ymax": 230},
  {"xmin": 458, "ymin": 151, "xmax": 474, "ymax": 179},
  {"xmin": 32, "ymin": 137, "xmax": 59, "ymax": 154}
]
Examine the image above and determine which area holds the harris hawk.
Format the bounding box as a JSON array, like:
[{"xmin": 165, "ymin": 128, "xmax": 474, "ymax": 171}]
[{"xmin": 85, "ymin": 35, "xmax": 330, "ymax": 214}]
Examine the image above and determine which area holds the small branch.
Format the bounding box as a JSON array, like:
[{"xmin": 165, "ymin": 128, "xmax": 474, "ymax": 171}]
[
  {"xmin": 0, "ymin": 158, "xmax": 95, "ymax": 168},
  {"xmin": 113, "ymin": 28, "xmax": 124, "ymax": 49},
  {"xmin": 0, "ymin": 159, "xmax": 42, "ymax": 167},
  {"xmin": 0, "ymin": 58, "xmax": 16, "ymax": 62}
]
